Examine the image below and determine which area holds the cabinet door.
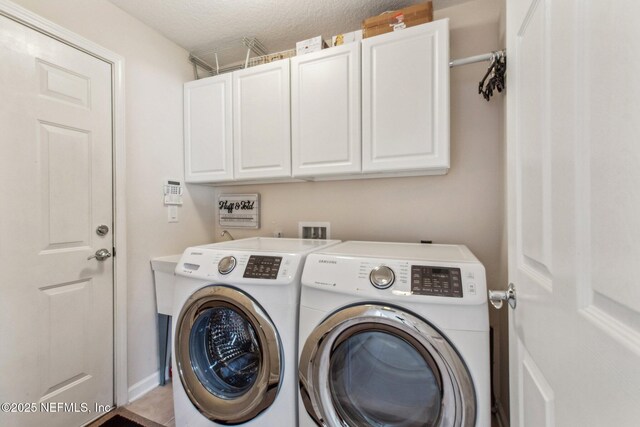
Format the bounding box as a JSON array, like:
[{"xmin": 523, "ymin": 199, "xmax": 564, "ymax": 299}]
[
  {"xmin": 233, "ymin": 60, "xmax": 291, "ymax": 180},
  {"xmin": 362, "ymin": 20, "xmax": 450, "ymax": 173},
  {"xmin": 184, "ymin": 74, "xmax": 234, "ymax": 183},
  {"xmin": 291, "ymin": 43, "xmax": 361, "ymax": 177}
]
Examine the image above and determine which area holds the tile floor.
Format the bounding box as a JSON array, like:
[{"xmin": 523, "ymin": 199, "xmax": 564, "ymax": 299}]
[
  {"xmin": 125, "ymin": 383, "xmax": 175, "ymax": 427},
  {"xmin": 124, "ymin": 382, "xmax": 504, "ymax": 427}
]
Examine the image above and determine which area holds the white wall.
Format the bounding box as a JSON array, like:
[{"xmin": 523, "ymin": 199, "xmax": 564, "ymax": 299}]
[
  {"xmin": 10, "ymin": 0, "xmax": 217, "ymax": 395},
  {"xmin": 211, "ymin": 0, "xmax": 509, "ymax": 416}
]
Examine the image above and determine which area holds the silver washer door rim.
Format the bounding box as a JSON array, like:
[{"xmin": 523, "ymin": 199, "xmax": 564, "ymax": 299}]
[
  {"xmin": 299, "ymin": 304, "xmax": 476, "ymax": 427},
  {"xmin": 176, "ymin": 285, "xmax": 282, "ymax": 424}
]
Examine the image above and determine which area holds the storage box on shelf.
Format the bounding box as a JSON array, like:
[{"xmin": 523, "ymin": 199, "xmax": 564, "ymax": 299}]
[
  {"xmin": 362, "ymin": 2, "xmax": 434, "ymax": 39},
  {"xmin": 183, "ymin": 18, "xmax": 449, "ymax": 185},
  {"xmin": 331, "ymin": 30, "xmax": 362, "ymax": 47},
  {"xmin": 247, "ymin": 48, "xmax": 296, "ymax": 67},
  {"xmin": 296, "ymin": 36, "xmax": 327, "ymax": 55}
]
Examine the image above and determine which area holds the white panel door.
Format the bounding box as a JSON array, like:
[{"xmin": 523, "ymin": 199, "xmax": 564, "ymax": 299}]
[
  {"xmin": 362, "ymin": 20, "xmax": 449, "ymax": 173},
  {"xmin": 507, "ymin": 1, "xmax": 640, "ymax": 426},
  {"xmin": 233, "ymin": 60, "xmax": 291, "ymax": 180},
  {"xmin": 0, "ymin": 14, "xmax": 113, "ymax": 427},
  {"xmin": 291, "ymin": 43, "xmax": 361, "ymax": 177},
  {"xmin": 184, "ymin": 74, "xmax": 234, "ymax": 183}
]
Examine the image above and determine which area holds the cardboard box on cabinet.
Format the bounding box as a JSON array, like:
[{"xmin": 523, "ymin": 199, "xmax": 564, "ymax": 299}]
[
  {"xmin": 362, "ymin": 1, "xmax": 433, "ymax": 39},
  {"xmin": 331, "ymin": 30, "xmax": 363, "ymax": 47},
  {"xmin": 296, "ymin": 36, "xmax": 329, "ymax": 55}
]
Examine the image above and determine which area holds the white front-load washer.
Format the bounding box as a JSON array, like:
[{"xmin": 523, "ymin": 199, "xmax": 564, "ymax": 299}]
[
  {"xmin": 172, "ymin": 237, "xmax": 340, "ymax": 426},
  {"xmin": 298, "ymin": 241, "xmax": 490, "ymax": 427}
]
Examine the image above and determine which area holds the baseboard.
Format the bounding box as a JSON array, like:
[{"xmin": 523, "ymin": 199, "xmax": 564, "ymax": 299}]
[
  {"xmin": 127, "ymin": 371, "xmax": 160, "ymax": 403},
  {"xmin": 495, "ymin": 400, "xmax": 509, "ymax": 427}
]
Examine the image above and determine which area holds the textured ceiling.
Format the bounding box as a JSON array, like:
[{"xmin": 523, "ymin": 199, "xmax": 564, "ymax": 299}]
[{"xmin": 109, "ymin": 0, "xmax": 475, "ymax": 66}]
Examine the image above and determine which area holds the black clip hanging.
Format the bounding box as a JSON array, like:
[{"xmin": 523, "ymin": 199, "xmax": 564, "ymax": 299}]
[{"xmin": 478, "ymin": 51, "xmax": 506, "ymax": 101}]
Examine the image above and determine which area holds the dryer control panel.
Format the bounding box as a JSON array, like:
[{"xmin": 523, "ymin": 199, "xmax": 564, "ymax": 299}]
[
  {"xmin": 302, "ymin": 249, "xmax": 487, "ymax": 305},
  {"xmin": 411, "ymin": 266, "xmax": 463, "ymax": 298}
]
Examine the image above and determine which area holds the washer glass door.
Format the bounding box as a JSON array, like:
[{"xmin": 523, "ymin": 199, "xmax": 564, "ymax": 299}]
[
  {"xmin": 189, "ymin": 306, "xmax": 261, "ymax": 398},
  {"xmin": 176, "ymin": 285, "xmax": 282, "ymax": 424}
]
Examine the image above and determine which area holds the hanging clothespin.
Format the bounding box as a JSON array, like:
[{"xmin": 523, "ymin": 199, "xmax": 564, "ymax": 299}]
[
  {"xmin": 479, "ymin": 50, "xmax": 506, "ymax": 101},
  {"xmin": 478, "ymin": 51, "xmax": 496, "ymax": 99}
]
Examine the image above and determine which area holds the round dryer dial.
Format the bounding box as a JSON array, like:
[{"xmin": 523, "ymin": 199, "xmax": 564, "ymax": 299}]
[
  {"xmin": 369, "ymin": 265, "xmax": 395, "ymax": 289},
  {"xmin": 218, "ymin": 256, "xmax": 237, "ymax": 275}
]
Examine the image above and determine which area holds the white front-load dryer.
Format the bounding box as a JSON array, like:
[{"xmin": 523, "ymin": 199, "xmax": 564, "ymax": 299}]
[
  {"xmin": 298, "ymin": 241, "xmax": 491, "ymax": 427},
  {"xmin": 172, "ymin": 237, "xmax": 340, "ymax": 426}
]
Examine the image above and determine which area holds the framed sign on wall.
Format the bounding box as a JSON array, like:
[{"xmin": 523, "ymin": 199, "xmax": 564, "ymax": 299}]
[{"xmin": 218, "ymin": 194, "xmax": 260, "ymax": 229}]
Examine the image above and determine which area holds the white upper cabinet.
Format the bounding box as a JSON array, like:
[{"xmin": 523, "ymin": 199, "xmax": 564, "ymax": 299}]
[
  {"xmin": 184, "ymin": 74, "xmax": 234, "ymax": 183},
  {"xmin": 362, "ymin": 19, "xmax": 450, "ymax": 174},
  {"xmin": 291, "ymin": 43, "xmax": 361, "ymax": 177},
  {"xmin": 233, "ymin": 60, "xmax": 292, "ymax": 180},
  {"xmin": 184, "ymin": 19, "xmax": 451, "ymax": 184}
]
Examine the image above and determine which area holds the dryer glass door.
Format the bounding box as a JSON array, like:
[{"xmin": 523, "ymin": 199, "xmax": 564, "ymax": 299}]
[
  {"xmin": 299, "ymin": 304, "xmax": 476, "ymax": 427},
  {"xmin": 176, "ymin": 285, "xmax": 282, "ymax": 424},
  {"xmin": 329, "ymin": 330, "xmax": 442, "ymax": 426}
]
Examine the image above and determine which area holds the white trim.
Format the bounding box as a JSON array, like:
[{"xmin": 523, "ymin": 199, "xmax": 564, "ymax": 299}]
[
  {"xmin": 0, "ymin": 0, "xmax": 128, "ymax": 406},
  {"xmin": 127, "ymin": 371, "xmax": 160, "ymax": 403},
  {"xmin": 113, "ymin": 57, "xmax": 128, "ymax": 407}
]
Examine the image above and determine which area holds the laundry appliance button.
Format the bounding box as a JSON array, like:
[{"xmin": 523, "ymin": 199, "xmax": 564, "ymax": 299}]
[
  {"xmin": 218, "ymin": 256, "xmax": 237, "ymax": 275},
  {"xmin": 370, "ymin": 265, "xmax": 395, "ymax": 289}
]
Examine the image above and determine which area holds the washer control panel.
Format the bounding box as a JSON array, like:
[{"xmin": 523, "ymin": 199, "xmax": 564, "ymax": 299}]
[
  {"xmin": 243, "ymin": 256, "xmax": 282, "ymax": 280},
  {"xmin": 177, "ymin": 248, "xmax": 302, "ymax": 284},
  {"xmin": 411, "ymin": 266, "xmax": 463, "ymax": 298}
]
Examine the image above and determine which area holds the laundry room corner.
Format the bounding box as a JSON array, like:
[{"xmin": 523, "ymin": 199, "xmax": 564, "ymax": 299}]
[
  {"xmin": 210, "ymin": 0, "xmax": 509, "ymax": 420},
  {"xmin": 9, "ymin": 0, "xmax": 219, "ymax": 403}
]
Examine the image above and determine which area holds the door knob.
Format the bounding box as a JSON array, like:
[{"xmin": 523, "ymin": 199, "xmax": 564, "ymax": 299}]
[
  {"xmin": 88, "ymin": 248, "xmax": 112, "ymax": 261},
  {"xmin": 489, "ymin": 282, "xmax": 516, "ymax": 309}
]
